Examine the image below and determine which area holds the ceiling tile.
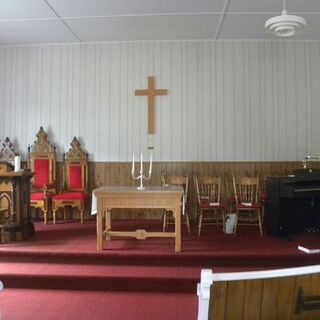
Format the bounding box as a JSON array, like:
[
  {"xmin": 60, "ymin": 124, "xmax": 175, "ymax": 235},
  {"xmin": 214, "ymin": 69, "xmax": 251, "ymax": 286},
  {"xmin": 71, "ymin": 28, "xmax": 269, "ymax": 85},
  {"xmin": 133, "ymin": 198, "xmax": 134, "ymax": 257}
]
[
  {"xmin": 228, "ymin": 0, "xmax": 320, "ymax": 14},
  {"xmin": 65, "ymin": 14, "xmax": 219, "ymax": 41},
  {"xmin": 219, "ymin": 13, "xmax": 320, "ymax": 40},
  {"xmin": 219, "ymin": 14, "xmax": 279, "ymax": 39},
  {"xmin": 0, "ymin": 0, "xmax": 56, "ymax": 19},
  {"xmin": 290, "ymin": 14, "xmax": 320, "ymax": 39},
  {"xmin": 0, "ymin": 20, "xmax": 79, "ymax": 45},
  {"xmin": 282, "ymin": 0, "xmax": 320, "ymax": 13},
  {"xmin": 48, "ymin": 0, "xmax": 225, "ymax": 17}
]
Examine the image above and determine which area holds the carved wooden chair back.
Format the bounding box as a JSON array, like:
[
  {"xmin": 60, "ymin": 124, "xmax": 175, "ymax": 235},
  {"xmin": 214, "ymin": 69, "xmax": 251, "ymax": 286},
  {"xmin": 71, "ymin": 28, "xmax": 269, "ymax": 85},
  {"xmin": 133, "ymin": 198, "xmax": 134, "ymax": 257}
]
[
  {"xmin": 63, "ymin": 137, "xmax": 88, "ymax": 193},
  {"xmin": 162, "ymin": 174, "xmax": 189, "ymax": 199},
  {"xmin": 232, "ymin": 175, "xmax": 260, "ymax": 205},
  {"xmin": 195, "ymin": 176, "xmax": 221, "ymax": 205},
  {"xmin": 0, "ymin": 137, "xmax": 17, "ymax": 164}
]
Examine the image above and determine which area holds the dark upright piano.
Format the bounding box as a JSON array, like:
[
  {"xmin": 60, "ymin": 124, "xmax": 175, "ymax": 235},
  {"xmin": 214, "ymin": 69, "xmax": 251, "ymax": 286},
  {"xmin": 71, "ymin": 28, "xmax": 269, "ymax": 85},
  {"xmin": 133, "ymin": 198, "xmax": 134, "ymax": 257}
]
[{"xmin": 266, "ymin": 169, "xmax": 320, "ymax": 237}]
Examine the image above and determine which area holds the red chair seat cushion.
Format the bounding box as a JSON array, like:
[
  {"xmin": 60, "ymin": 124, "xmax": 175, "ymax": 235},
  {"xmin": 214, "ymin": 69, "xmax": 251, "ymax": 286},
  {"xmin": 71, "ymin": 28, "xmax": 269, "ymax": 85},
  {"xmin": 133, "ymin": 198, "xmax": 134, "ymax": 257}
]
[
  {"xmin": 200, "ymin": 201, "xmax": 224, "ymax": 209},
  {"xmin": 52, "ymin": 192, "xmax": 86, "ymax": 200},
  {"xmin": 260, "ymin": 192, "xmax": 268, "ymax": 201},
  {"xmin": 237, "ymin": 203, "xmax": 261, "ymax": 210},
  {"xmin": 31, "ymin": 192, "xmax": 54, "ymax": 200}
]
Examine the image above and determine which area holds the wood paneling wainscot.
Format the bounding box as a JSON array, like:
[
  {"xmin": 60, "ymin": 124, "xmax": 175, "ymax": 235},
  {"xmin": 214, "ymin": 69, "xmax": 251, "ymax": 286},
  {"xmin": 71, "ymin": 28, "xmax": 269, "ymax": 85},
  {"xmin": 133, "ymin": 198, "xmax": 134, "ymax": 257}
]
[{"xmin": 209, "ymin": 272, "xmax": 320, "ymax": 320}]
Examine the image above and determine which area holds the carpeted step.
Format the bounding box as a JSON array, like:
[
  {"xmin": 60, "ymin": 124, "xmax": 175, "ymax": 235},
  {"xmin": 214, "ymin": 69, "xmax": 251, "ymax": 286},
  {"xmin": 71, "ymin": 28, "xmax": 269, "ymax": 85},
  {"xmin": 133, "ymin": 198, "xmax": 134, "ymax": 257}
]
[
  {"xmin": 0, "ymin": 260, "xmax": 279, "ymax": 293},
  {"xmin": 0, "ymin": 261, "xmax": 202, "ymax": 292},
  {"xmin": 0, "ymin": 248, "xmax": 319, "ymax": 268},
  {"xmin": 0, "ymin": 288, "xmax": 197, "ymax": 320}
]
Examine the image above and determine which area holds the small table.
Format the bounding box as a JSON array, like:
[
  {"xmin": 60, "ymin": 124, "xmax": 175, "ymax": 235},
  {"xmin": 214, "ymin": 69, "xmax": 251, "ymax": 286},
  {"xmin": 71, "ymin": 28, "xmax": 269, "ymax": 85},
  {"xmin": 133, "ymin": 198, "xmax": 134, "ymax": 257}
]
[{"xmin": 94, "ymin": 185, "xmax": 183, "ymax": 252}]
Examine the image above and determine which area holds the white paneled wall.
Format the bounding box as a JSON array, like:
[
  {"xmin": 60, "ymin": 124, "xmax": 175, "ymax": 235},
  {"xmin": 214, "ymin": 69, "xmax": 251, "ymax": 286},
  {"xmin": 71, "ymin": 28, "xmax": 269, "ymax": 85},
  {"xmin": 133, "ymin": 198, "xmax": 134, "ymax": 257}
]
[{"xmin": 0, "ymin": 40, "xmax": 319, "ymax": 161}]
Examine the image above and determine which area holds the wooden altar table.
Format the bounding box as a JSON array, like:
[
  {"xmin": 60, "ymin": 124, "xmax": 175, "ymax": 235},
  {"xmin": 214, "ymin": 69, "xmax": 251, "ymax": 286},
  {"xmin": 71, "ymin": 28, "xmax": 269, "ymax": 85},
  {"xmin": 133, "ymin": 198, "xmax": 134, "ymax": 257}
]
[{"xmin": 94, "ymin": 185, "xmax": 183, "ymax": 252}]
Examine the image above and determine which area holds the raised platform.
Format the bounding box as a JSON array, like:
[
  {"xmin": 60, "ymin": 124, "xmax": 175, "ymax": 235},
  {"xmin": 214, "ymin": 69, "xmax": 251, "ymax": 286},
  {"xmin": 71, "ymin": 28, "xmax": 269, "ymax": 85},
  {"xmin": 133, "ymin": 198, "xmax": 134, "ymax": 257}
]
[{"xmin": 0, "ymin": 220, "xmax": 319, "ymax": 320}]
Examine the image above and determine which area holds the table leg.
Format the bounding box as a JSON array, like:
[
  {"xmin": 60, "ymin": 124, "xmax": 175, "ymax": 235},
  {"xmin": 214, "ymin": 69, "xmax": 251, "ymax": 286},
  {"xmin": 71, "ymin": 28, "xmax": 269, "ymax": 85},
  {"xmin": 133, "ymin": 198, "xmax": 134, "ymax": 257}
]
[
  {"xmin": 105, "ymin": 209, "xmax": 111, "ymax": 240},
  {"xmin": 174, "ymin": 205, "xmax": 181, "ymax": 252},
  {"xmin": 96, "ymin": 202, "xmax": 103, "ymax": 251}
]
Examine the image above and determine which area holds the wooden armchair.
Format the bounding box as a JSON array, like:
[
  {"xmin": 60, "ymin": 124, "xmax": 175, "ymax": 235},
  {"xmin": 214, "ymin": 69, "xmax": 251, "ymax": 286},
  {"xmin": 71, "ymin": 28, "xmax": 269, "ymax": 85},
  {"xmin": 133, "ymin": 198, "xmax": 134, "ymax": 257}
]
[
  {"xmin": 0, "ymin": 140, "xmax": 18, "ymax": 229},
  {"xmin": 194, "ymin": 176, "xmax": 225, "ymax": 236},
  {"xmin": 232, "ymin": 175, "xmax": 263, "ymax": 236},
  {"xmin": 0, "ymin": 161, "xmax": 14, "ymax": 242},
  {"xmin": 224, "ymin": 172, "xmax": 236, "ymax": 212},
  {"xmin": 28, "ymin": 127, "xmax": 56, "ymax": 224},
  {"xmin": 52, "ymin": 137, "xmax": 88, "ymax": 224},
  {"xmin": 162, "ymin": 173, "xmax": 190, "ymax": 234}
]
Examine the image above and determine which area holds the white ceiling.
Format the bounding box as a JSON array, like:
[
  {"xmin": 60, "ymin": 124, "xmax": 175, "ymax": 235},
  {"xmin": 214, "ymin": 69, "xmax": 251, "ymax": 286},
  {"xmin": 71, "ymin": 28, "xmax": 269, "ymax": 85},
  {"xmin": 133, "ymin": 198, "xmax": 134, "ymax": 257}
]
[{"xmin": 0, "ymin": 0, "xmax": 319, "ymax": 45}]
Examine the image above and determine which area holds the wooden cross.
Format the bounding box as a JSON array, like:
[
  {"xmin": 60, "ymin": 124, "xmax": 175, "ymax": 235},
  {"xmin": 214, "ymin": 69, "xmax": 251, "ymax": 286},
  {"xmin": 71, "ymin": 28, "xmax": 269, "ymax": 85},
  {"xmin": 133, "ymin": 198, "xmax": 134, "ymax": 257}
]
[{"xmin": 135, "ymin": 76, "xmax": 168, "ymax": 134}]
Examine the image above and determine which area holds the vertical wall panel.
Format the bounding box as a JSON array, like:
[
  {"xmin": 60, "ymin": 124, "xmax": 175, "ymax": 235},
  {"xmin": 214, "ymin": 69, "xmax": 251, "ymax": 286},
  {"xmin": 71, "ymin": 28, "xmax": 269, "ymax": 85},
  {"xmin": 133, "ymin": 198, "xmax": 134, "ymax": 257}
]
[
  {"xmin": 0, "ymin": 40, "xmax": 320, "ymax": 162},
  {"xmin": 259, "ymin": 43, "xmax": 266, "ymax": 161},
  {"xmin": 271, "ymin": 43, "xmax": 280, "ymax": 160},
  {"xmin": 248, "ymin": 42, "xmax": 261, "ymax": 161},
  {"xmin": 223, "ymin": 41, "xmax": 235, "ymax": 161},
  {"xmin": 310, "ymin": 42, "xmax": 320, "ymax": 153},
  {"xmin": 234, "ymin": 41, "xmax": 245, "ymax": 161},
  {"xmin": 285, "ymin": 42, "xmax": 297, "ymax": 160},
  {"xmin": 295, "ymin": 43, "xmax": 308, "ymax": 159},
  {"xmin": 171, "ymin": 42, "xmax": 183, "ymax": 160},
  {"xmin": 186, "ymin": 41, "xmax": 198, "ymax": 161},
  {"xmin": 278, "ymin": 43, "xmax": 287, "ymax": 161},
  {"xmin": 0, "ymin": 49, "xmax": 5, "ymax": 140},
  {"xmin": 216, "ymin": 41, "xmax": 225, "ymax": 161},
  {"xmin": 264, "ymin": 42, "xmax": 274, "ymax": 161},
  {"xmin": 243, "ymin": 42, "xmax": 250, "ymax": 160},
  {"xmin": 210, "ymin": 42, "xmax": 217, "ymax": 161}
]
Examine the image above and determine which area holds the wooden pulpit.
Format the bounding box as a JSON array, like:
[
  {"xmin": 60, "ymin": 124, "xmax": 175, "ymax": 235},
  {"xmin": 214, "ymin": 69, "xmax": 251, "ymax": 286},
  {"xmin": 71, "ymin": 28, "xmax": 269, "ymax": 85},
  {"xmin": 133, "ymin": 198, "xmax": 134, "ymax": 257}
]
[{"xmin": 0, "ymin": 161, "xmax": 34, "ymax": 242}]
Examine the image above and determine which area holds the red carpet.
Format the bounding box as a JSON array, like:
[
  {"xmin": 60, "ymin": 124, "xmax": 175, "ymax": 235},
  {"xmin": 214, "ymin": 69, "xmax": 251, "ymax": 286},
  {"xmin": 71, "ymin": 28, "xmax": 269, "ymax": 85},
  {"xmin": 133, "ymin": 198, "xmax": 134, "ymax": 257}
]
[
  {"xmin": 0, "ymin": 219, "xmax": 319, "ymax": 319},
  {"xmin": 0, "ymin": 289, "xmax": 196, "ymax": 320}
]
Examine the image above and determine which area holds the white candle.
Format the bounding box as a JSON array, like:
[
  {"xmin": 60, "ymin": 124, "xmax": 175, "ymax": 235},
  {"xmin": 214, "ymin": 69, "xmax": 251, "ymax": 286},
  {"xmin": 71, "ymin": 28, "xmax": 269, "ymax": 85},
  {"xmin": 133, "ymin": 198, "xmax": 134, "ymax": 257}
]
[
  {"xmin": 14, "ymin": 155, "xmax": 21, "ymax": 172},
  {"xmin": 140, "ymin": 153, "xmax": 143, "ymax": 174},
  {"xmin": 132, "ymin": 153, "xmax": 135, "ymax": 176},
  {"xmin": 149, "ymin": 153, "xmax": 153, "ymax": 175}
]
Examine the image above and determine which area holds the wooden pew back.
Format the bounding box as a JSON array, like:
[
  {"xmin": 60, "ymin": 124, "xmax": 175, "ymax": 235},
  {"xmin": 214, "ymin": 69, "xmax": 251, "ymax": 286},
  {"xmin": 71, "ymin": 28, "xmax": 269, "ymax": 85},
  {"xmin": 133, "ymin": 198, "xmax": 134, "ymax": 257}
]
[{"xmin": 198, "ymin": 265, "xmax": 320, "ymax": 320}]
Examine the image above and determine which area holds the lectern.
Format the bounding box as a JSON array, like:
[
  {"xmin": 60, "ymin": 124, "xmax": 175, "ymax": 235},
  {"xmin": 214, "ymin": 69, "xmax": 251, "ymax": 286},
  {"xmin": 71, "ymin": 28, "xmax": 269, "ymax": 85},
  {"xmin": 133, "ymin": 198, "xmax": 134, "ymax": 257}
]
[{"xmin": 0, "ymin": 161, "xmax": 34, "ymax": 242}]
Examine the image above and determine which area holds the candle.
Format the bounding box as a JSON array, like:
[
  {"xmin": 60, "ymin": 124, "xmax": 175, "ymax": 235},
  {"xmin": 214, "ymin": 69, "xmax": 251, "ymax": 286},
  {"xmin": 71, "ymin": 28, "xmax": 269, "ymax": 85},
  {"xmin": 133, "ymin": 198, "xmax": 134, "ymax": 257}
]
[
  {"xmin": 132, "ymin": 153, "xmax": 135, "ymax": 176},
  {"xmin": 140, "ymin": 153, "xmax": 143, "ymax": 174},
  {"xmin": 149, "ymin": 153, "xmax": 153, "ymax": 176},
  {"xmin": 14, "ymin": 155, "xmax": 21, "ymax": 172}
]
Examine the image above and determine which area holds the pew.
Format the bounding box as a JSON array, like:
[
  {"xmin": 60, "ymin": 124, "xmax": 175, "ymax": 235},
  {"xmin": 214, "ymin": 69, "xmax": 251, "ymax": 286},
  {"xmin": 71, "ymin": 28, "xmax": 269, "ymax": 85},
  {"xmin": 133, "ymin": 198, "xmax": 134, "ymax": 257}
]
[{"xmin": 197, "ymin": 265, "xmax": 320, "ymax": 320}]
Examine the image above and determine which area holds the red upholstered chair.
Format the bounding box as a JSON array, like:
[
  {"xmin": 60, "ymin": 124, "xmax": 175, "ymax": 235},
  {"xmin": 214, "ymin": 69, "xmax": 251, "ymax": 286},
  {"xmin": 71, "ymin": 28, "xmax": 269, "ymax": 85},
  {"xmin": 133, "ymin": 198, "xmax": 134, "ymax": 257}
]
[
  {"xmin": 52, "ymin": 137, "xmax": 88, "ymax": 224},
  {"xmin": 232, "ymin": 175, "xmax": 263, "ymax": 236},
  {"xmin": 28, "ymin": 127, "xmax": 56, "ymax": 224},
  {"xmin": 194, "ymin": 176, "xmax": 225, "ymax": 236}
]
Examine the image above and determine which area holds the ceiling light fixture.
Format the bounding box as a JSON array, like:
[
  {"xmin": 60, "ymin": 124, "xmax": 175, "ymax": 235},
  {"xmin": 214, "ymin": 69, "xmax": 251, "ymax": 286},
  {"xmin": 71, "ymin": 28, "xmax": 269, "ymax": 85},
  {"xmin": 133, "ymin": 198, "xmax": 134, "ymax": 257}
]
[{"xmin": 265, "ymin": 0, "xmax": 306, "ymax": 37}]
